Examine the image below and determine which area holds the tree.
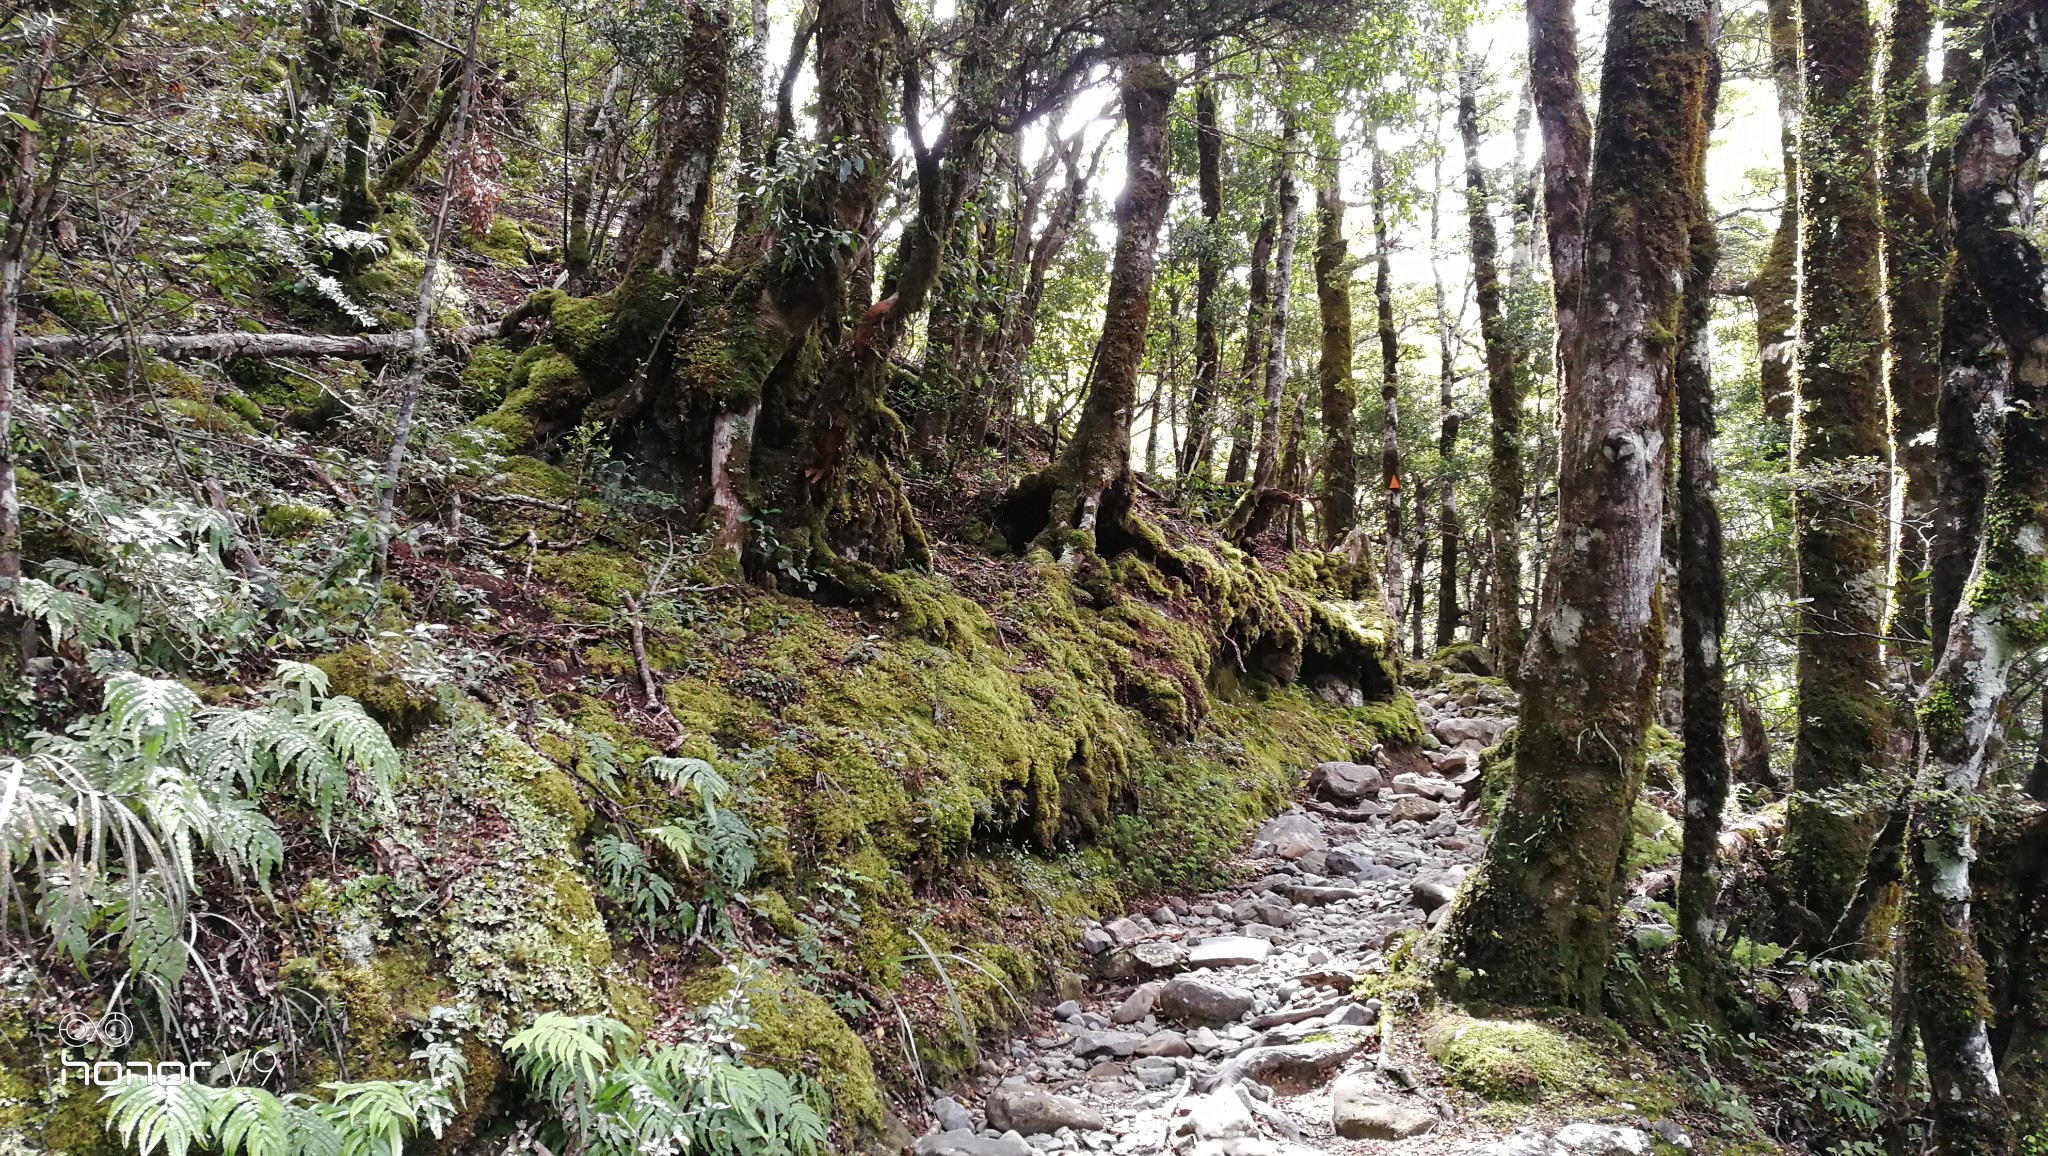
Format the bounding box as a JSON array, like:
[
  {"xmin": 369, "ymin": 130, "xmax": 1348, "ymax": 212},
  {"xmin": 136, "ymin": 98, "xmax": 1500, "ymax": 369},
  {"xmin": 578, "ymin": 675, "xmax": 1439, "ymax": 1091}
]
[
  {"xmin": 1750, "ymin": 0, "xmax": 1800, "ymax": 430},
  {"xmin": 1314, "ymin": 149, "xmax": 1357, "ymax": 546},
  {"xmin": 1780, "ymin": 0, "xmax": 1893, "ymax": 943},
  {"xmin": 1002, "ymin": 53, "xmax": 1177, "ymax": 555},
  {"xmin": 1252, "ymin": 118, "xmax": 1301, "ymax": 493},
  {"xmin": 1179, "ymin": 52, "xmax": 1225, "ymax": 480},
  {"xmin": 1905, "ymin": 0, "xmax": 2048, "ymax": 1146},
  {"xmin": 1459, "ymin": 44, "xmax": 1525, "ymax": 680},
  {"xmin": 1440, "ymin": 0, "xmax": 1715, "ymax": 1008},
  {"xmin": 1429, "ymin": 127, "xmax": 1462, "ymax": 652},
  {"xmin": 1226, "ymin": 203, "xmax": 1277, "ymax": 486},
  {"xmin": 1371, "ymin": 141, "xmax": 1407, "ymax": 646}
]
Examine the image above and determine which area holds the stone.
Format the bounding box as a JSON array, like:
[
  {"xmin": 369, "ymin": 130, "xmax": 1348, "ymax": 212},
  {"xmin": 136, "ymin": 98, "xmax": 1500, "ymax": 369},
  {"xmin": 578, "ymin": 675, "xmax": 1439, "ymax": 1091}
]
[
  {"xmin": 1079, "ymin": 928, "xmax": 1113, "ymax": 955},
  {"xmin": 1186, "ymin": 936, "xmax": 1271, "ymax": 969},
  {"xmin": 1331, "ymin": 1074, "xmax": 1437, "ymax": 1140},
  {"xmin": 915, "ymin": 1130, "xmax": 1033, "ymax": 1156},
  {"xmin": 1324, "ymin": 1002, "xmax": 1378, "ymax": 1028},
  {"xmin": 1207, "ymin": 1033, "xmax": 1366, "ymax": 1093},
  {"xmin": 1241, "ymin": 922, "xmax": 1287, "ymax": 941},
  {"xmin": 1251, "ymin": 900, "xmax": 1299, "ymax": 927},
  {"xmin": 1253, "ymin": 811, "xmax": 1327, "ymax": 859},
  {"xmin": 1651, "ymin": 1121, "xmax": 1694, "ymax": 1149},
  {"xmin": 1434, "ymin": 715, "xmax": 1512, "ymax": 747},
  {"xmin": 1134, "ymin": 1029, "xmax": 1194, "ymax": 1058},
  {"xmin": 1070, "ymin": 1030, "xmax": 1146, "ymax": 1058},
  {"xmin": 1552, "ymin": 1124, "xmax": 1652, "ymax": 1156},
  {"xmin": 985, "ymin": 1085, "xmax": 1106, "ymax": 1135},
  {"xmin": 1084, "ymin": 1060, "xmax": 1126, "ymax": 1081},
  {"xmin": 1105, "ymin": 917, "xmax": 1146, "ymax": 945},
  {"xmin": 1388, "ymin": 794, "xmax": 1443, "ymax": 823},
  {"xmin": 1392, "ymin": 772, "xmax": 1463, "ymax": 802},
  {"xmin": 1475, "ymin": 1130, "xmax": 1558, "ymax": 1156},
  {"xmin": 1410, "ymin": 877, "xmax": 1458, "ymax": 912},
  {"xmin": 1093, "ymin": 950, "xmax": 1141, "ymax": 980},
  {"xmin": 1247, "ymin": 999, "xmax": 1341, "ymax": 1030},
  {"xmin": 932, "ymin": 1096, "xmax": 977, "ymax": 1133},
  {"xmin": 1053, "ymin": 1000, "xmax": 1082, "ymax": 1021},
  {"xmin": 1112, "ymin": 982, "xmax": 1162, "ymax": 1025},
  {"xmin": 1176, "ymin": 1092, "xmax": 1260, "ymax": 1140},
  {"xmin": 1159, "ymin": 977, "xmax": 1256, "ymax": 1024},
  {"xmin": 1274, "ymin": 882, "xmax": 1363, "ymax": 905},
  {"xmin": 1129, "ymin": 940, "xmax": 1188, "ymax": 971},
  {"xmin": 1323, "ymin": 847, "xmax": 1376, "ymax": 877},
  {"xmin": 1130, "ymin": 1055, "xmax": 1182, "ymax": 1088},
  {"xmin": 1313, "ymin": 760, "xmax": 1385, "ymax": 801}
]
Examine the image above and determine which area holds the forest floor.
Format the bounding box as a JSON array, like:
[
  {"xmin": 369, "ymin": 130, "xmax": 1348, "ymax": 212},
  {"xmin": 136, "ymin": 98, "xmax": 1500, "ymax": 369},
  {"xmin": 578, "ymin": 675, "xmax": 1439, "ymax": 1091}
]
[{"xmin": 912, "ymin": 680, "xmax": 1705, "ymax": 1156}]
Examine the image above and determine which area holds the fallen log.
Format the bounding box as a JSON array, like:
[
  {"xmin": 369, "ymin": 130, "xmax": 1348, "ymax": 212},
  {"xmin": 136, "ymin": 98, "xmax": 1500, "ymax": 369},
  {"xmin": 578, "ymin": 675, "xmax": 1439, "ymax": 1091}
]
[{"xmin": 15, "ymin": 322, "xmax": 506, "ymax": 361}]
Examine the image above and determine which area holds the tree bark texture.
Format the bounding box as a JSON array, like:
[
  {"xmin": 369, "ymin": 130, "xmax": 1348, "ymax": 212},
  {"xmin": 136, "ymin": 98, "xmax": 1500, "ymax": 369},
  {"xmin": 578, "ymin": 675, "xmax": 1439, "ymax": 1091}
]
[
  {"xmin": 1753, "ymin": 0, "xmax": 1801, "ymax": 429},
  {"xmin": 1371, "ymin": 144, "xmax": 1406, "ymax": 650},
  {"xmin": 1879, "ymin": 0, "xmax": 1943, "ymax": 666},
  {"xmin": 1524, "ymin": 0, "xmax": 1592, "ymax": 392},
  {"xmin": 1782, "ymin": 0, "xmax": 1893, "ymax": 941},
  {"xmin": 1460, "ymin": 50, "xmax": 1524, "ymax": 678},
  {"xmin": 1315, "ymin": 153, "xmax": 1357, "ymax": 546},
  {"xmin": 1908, "ymin": 3, "xmax": 2048, "ymax": 1148},
  {"xmin": 1181, "ymin": 68, "xmax": 1225, "ymax": 480},
  {"xmin": 1253, "ymin": 124, "xmax": 1301, "ymax": 492},
  {"xmin": 1441, "ymin": 0, "xmax": 1713, "ymax": 1009},
  {"xmin": 1227, "ymin": 208, "xmax": 1276, "ymax": 486}
]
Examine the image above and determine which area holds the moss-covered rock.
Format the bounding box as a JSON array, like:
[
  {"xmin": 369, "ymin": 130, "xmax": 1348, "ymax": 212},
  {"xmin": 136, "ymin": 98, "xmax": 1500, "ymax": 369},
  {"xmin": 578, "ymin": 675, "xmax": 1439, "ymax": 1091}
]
[
  {"xmin": 1422, "ymin": 1013, "xmax": 1678, "ymax": 1117},
  {"xmin": 313, "ymin": 645, "xmax": 447, "ymax": 742}
]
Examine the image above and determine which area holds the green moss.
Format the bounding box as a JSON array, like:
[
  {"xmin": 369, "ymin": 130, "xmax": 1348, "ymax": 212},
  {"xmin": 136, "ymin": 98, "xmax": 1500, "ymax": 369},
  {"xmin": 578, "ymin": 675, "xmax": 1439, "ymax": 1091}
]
[
  {"xmin": 261, "ymin": 501, "xmax": 334, "ymax": 538},
  {"xmin": 689, "ymin": 966, "xmax": 891, "ymax": 1141},
  {"xmin": 1623, "ymin": 800, "xmax": 1683, "ymax": 876},
  {"xmin": 38, "ymin": 286, "xmax": 113, "ymax": 328},
  {"xmin": 1422, "ymin": 1013, "xmax": 1677, "ymax": 1116},
  {"xmin": 548, "ymin": 295, "xmax": 614, "ymax": 360},
  {"xmin": 313, "ymin": 645, "xmax": 447, "ymax": 741},
  {"xmin": 460, "ymin": 341, "xmax": 521, "ymax": 412},
  {"xmin": 464, "ymin": 216, "xmax": 533, "ymax": 265}
]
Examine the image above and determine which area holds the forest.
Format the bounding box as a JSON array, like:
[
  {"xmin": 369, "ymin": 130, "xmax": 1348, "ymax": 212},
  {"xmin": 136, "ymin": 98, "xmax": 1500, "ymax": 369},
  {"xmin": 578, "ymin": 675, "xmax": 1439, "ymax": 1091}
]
[{"xmin": 0, "ymin": 0, "xmax": 2043, "ymax": 1152}]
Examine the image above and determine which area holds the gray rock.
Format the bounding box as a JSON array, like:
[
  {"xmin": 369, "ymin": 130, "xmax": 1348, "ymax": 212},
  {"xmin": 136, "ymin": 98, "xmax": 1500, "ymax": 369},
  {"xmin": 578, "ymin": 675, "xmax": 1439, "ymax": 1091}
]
[
  {"xmin": 1112, "ymin": 982, "xmax": 1162, "ymax": 1024},
  {"xmin": 1159, "ymin": 976, "xmax": 1256, "ymax": 1024},
  {"xmin": 1129, "ymin": 1055, "xmax": 1182, "ymax": 1088},
  {"xmin": 1274, "ymin": 882, "xmax": 1364, "ymax": 905},
  {"xmin": 984, "ymin": 1085, "xmax": 1106, "ymax": 1136},
  {"xmin": 1314, "ymin": 761, "xmax": 1385, "ymax": 801},
  {"xmin": 932, "ymin": 1097, "xmax": 977, "ymax": 1133},
  {"xmin": 1392, "ymin": 772, "xmax": 1464, "ymax": 802},
  {"xmin": 1104, "ymin": 917, "xmax": 1146, "ymax": 945},
  {"xmin": 1410, "ymin": 877, "xmax": 1458, "ymax": 912},
  {"xmin": 1388, "ymin": 794, "xmax": 1444, "ymax": 823},
  {"xmin": 1129, "ymin": 940, "xmax": 1188, "ymax": 971},
  {"xmin": 1134, "ymin": 1029, "xmax": 1194, "ymax": 1058},
  {"xmin": 1323, "ymin": 847, "xmax": 1377, "ymax": 877},
  {"xmin": 1151, "ymin": 906, "xmax": 1178, "ymax": 925},
  {"xmin": 1651, "ymin": 1121, "xmax": 1694, "ymax": 1150},
  {"xmin": 1186, "ymin": 936, "xmax": 1271, "ymax": 969},
  {"xmin": 1552, "ymin": 1124, "xmax": 1652, "ymax": 1156},
  {"xmin": 1070, "ymin": 1029, "xmax": 1146, "ymax": 1058},
  {"xmin": 1325, "ymin": 1002, "xmax": 1378, "ymax": 1027},
  {"xmin": 1475, "ymin": 1129, "xmax": 1559, "ymax": 1156},
  {"xmin": 1331, "ymin": 1074, "xmax": 1437, "ymax": 1140},
  {"xmin": 915, "ymin": 1129, "xmax": 1033, "ymax": 1156},
  {"xmin": 1251, "ymin": 900, "xmax": 1299, "ymax": 927},
  {"xmin": 1204, "ymin": 1032, "xmax": 1366, "ymax": 1093},
  {"xmin": 1079, "ymin": 928, "xmax": 1113, "ymax": 955},
  {"xmin": 1241, "ymin": 922, "xmax": 1288, "ymax": 941},
  {"xmin": 1175, "ymin": 1092, "xmax": 1260, "ymax": 1140},
  {"xmin": 1254, "ymin": 811, "xmax": 1328, "ymax": 859},
  {"xmin": 1053, "ymin": 1000, "xmax": 1082, "ymax": 1021},
  {"xmin": 1434, "ymin": 715, "xmax": 1513, "ymax": 747}
]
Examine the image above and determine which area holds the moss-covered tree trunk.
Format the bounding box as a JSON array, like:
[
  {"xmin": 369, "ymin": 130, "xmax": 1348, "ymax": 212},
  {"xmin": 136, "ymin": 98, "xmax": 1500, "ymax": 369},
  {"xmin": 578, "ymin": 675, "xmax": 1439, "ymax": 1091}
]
[
  {"xmin": 1751, "ymin": 0, "xmax": 1801, "ymax": 431},
  {"xmin": 1440, "ymin": 0, "xmax": 1712, "ymax": 1009},
  {"xmin": 983, "ymin": 139, "xmax": 1093, "ymax": 449},
  {"xmin": 1253, "ymin": 121, "xmax": 1301, "ymax": 492},
  {"xmin": 1524, "ymin": 0, "xmax": 1592, "ymax": 391},
  {"xmin": 1314, "ymin": 153, "xmax": 1357, "ymax": 545},
  {"xmin": 1781, "ymin": 0, "xmax": 1892, "ymax": 942},
  {"xmin": 1676, "ymin": 54, "xmax": 1728, "ymax": 987},
  {"xmin": 1879, "ymin": 0, "xmax": 1942, "ymax": 669},
  {"xmin": 1180, "ymin": 61, "xmax": 1224, "ymax": 481},
  {"xmin": 1371, "ymin": 142, "xmax": 1406, "ymax": 649},
  {"xmin": 614, "ymin": 13, "xmax": 733, "ymax": 283},
  {"xmin": 1460, "ymin": 48, "xmax": 1524, "ymax": 678},
  {"xmin": 1906, "ymin": 2, "xmax": 2048, "ymax": 1146},
  {"xmin": 1226, "ymin": 207, "xmax": 1276, "ymax": 486},
  {"xmin": 1009, "ymin": 54, "xmax": 1176, "ymax": 555}
]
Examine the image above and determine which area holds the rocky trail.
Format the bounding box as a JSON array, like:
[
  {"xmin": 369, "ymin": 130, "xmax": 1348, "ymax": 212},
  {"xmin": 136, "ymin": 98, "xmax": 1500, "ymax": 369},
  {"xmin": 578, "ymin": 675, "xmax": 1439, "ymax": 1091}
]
[{"xmin": 911, "ymin": 682, "xmax": 1680, "ymax": 1156}]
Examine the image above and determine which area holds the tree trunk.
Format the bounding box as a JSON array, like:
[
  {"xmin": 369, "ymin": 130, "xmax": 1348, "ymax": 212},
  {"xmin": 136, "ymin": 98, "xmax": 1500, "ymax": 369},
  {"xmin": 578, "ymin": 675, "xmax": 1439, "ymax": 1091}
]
[
  {"xmin": 1430, "ymin": 146, "xmax": 1461, "ymax": 653},
  {"xmin": 1880, "ymin": 0, "xmax": 1942, "ymax": 670},
  {"xmin": 1371, "ymin": 143, "xmax": 1406, "ymax": 649},
  {"xmin": 1461, "ymin": 47, "xmax": 1525, "ymax": 680},
  {"xmin": 616, "ymin": 13, "xmax": 732, "ymax": 282},
  {"xmin": 1781, "ymin": 0, "xmax": 1893, "ymax": 943},
  {"xmin": 1006, "ymin": 54, "xmax": 1176, "ymax": 555},
  {"xmin": 1677, "ymin": 52, "xmax": 1727, "ymax": 985},
  {"xmin": 1907, "ymin": 2, "xmax": 2048, "ymax": 1146},
  {"xmin": 1180, "ymin": 59, "xmax": 1224, "ymax": 480},
  {"xmin": 1226, "ymin": 208, "xmax": 1277, "ymax": 486},
  {"xmin": 1253, "ymin": 122, "xmax": 1301, "ymax": 492},
  {"xmin": 1524, "ymin": 0, "xmax": 1593, "ymax": 389},
  {"xmin": 1440, "ymin": 0, "xmax": 1713, "ymax": 1009},
  {"xmin": 986, "ymin": 138, "xmax": 1096, "ymax": 449},
  {"xmin": 1752, "ymin": 0, "xmax": 1801, "ymax": 431},
  {"xmin": 563, "ymin": 64, "xmax": 626, "ymax": 294},
  {"xmin": 1315, "ymin": 152, "xmax": 1357, "ymax": 546}
]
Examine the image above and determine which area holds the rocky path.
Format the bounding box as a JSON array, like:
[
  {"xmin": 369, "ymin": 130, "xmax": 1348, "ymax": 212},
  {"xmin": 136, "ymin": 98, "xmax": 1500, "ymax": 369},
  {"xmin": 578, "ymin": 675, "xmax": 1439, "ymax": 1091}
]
[{"xmin": 911, "ymin": 682, "xmax": 1671, "ymax": 1156}]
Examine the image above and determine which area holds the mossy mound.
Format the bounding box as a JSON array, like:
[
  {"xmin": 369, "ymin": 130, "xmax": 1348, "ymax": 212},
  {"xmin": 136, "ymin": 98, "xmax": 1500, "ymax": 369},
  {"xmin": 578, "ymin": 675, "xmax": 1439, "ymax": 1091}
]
[
  {"xmin": 1422, "ymin": 1013, "xmax": 1680, "ymax": 1117},
  {"xmin": 313, "ymin": 645, "xmax": 447, "ymax": 741}
]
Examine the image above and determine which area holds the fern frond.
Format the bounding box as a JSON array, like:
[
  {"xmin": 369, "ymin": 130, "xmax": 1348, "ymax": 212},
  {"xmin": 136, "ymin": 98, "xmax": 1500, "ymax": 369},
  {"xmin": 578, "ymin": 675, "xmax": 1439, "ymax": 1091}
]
[
  {"xmin": 504, "ymin": 1014, "xmax": 635, "ymax": 1104},
  {"xmin": 105, "ymin": 674, "xmax": 202, "ymax": 756},
  {"xmin": 103, "ymin": 1077, "xmax": 212, "ymax": 1156}
]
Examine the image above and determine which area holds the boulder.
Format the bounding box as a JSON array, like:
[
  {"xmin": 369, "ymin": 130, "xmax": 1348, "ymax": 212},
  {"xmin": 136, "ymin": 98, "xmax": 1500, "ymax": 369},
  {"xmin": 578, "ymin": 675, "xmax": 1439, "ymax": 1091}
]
[
  {"xmin": 1104, "ymin": 917, "xmax": 1147, "ymax": 944},
  {"xmin": 1052, "ymin": 1000, "xmax": 1082, "ymax": 1021},
  {"xmin": 1434, "ymin": 715, "xmax": 1513, "ymax": 747},
  {"xmin": 1129, "ymin": 940, "xmax": 1188, "ymax": 971},
  {"xmin": 1159, "ymin": 976, "xmax": 1256, "ymax": 1024},
  {"xmin": 1079, "ymin": 928, "xmax": 1113, "ymax": 955},
  {"xmin": 1186, "ymin": 936, "xmax": 1271, "ymax": 969},
  {"xmin": 931, "ymin": 1096, "xmax": 975, "ymax": 1133},
  {"xmin": 1203, "ymin": 1032, "xmax": 1366, "ymax": 1094},
  {"xmin": 1134, "ymin": 1029, "xmax": 1194, "ymax": 1058},
  {"xmin": 1253, "ymin": 811, "xmax": 1328, "ymax": 859},
  {"xmin": 1323, "ymin": 847, "xmax": 1377, "ymax": 877},
  {"xmin": 1552, "ymin": 1124, "xmax": 1652, "ymax": 1156},
  {"xmin": 1324, "ymin": 1002, "xmax": 1378, "ymax": 1028},
  {"xmin": 1410, "ymin": 877, "xmax": 1458, "ymax": 912},
  {"xmin": 1175, "ymin": 1092, "xmax": 1260, "ymax": 1141},
  {"xmin": 1387, "ymin": 794, "xmax": 1443, "ymax": 823},
  {"xmin": 984, "ymin": 1085, "xmax": 1106, "ymax": 1135},
  {"xmin": 1313, "ymin": 760, "xmax": 1385, "ymax": 801},
  {"xmin": 1130, "ymin": 1055, "xmax": 1182, "ymax": 1088},
  {"xmin": 1331, "ymin": 1075, "xmax": 1438, "ymax": 1140},
  {"xmin": 1274, "ymin": 882, "xmax": 1363, "ymax": 905},
  {"xmin": 1112, "ymin": 982, "xmax": 1162, "ymax": 1024},
  {"xmin": 1084, "ymin": 1060, "xmax": 1126, "ymax": 1080},
  {"xmin": 914, "ymin": 1130, "xmax": 1033, "ymax": 1156},
  {"xmin": 1070, "ymin": 1029, "xmax": 1147, "ymax": 1058},
  {"xmin": 1392, "ymin": 772, "xmax": 1463, "ymax": 802}
]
